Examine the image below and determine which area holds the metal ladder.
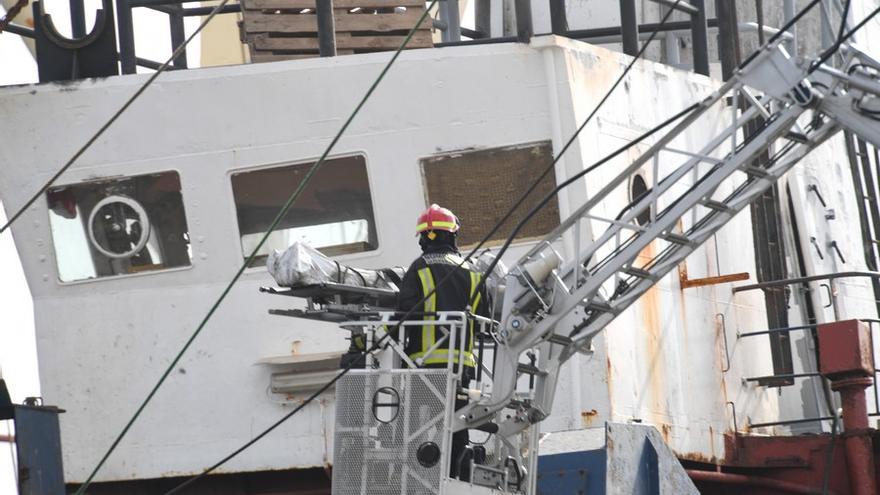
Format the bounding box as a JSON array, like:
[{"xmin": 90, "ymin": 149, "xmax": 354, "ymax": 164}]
[{"xmin": 460, "ymin": 42, "xmax": 846, "ymax": 435}]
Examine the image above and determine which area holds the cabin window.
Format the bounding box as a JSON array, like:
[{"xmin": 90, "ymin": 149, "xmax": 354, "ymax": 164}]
[
  {"xmin": 231, "ymin": 155, "xmax": 377, "ymax": 266},
  {"xmin": 46, "ymin": 171, "xmax": 192, "ymax": 282},
  {"xmin": 420, "ymin": 142, "xmax": 560, "ymax": 246}
]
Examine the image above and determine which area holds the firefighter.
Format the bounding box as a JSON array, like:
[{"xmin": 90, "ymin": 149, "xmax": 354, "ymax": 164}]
[{"xmin": 397, "ymin": 203, "xmax": 490, "ymax": 480}]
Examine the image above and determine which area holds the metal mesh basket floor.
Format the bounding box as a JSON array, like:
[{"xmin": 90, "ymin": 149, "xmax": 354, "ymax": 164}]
[{"xmin": 332, "ymin": 369, "xmax": 451, "ymax": 495}]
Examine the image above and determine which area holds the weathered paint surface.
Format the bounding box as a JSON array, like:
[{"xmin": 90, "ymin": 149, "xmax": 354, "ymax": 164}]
[{"xmin": 1, "ymin": 30, "xmax": 878, "ymax": 484}]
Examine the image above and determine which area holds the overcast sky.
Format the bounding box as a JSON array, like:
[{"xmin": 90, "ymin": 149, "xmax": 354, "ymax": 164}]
[
  {"xmin": 0, "ymin": 201, "xmax": 38, "ymax": 494},
  {"xmin": 1, "ymin": 6, "xmax": 41, "ymax": 490}
]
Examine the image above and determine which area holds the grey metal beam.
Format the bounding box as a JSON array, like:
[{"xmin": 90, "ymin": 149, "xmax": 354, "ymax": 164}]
[
  {"xmin": 136, "ymin": 56, "xmax": 176, "ymax": 70},
  {"xmin": 439, "ymin": 0, "xmax": 461, "ymax": 42},
  {"xmin": 116, "ymin": 0, "xmax": 137, "ymax": 74},
  {"xmin": 549, "ymin": 0, "xmax": 567, "ymax": 35},
  {"xmin": 316, "ymin": 0, "xmax": 337, "ymax": 57},
  {"xmin": 783, "ymin": 0, "xmax": 797, "ymax": 55},
  {"xmin": 168, "ymin": 5, "xmax": 187, "ymax": 68},
  {"xmin": 3, "ymin": 23, "xmax": 35, "ymax": 37},
  {"xmin": 475, "ymin": 0, "xmax": 490, "ymax": 38},
  {"xmin": 460, "ymin": 27, "xmax": 483, "ymax": 39},
  {"xmin": 69, "ymin": 0, "xmax": 87, "ymax": 37},
  {"xmin": 179, "ymin": 4, "xmax": 239, "ymax": 15},
  {"xmin": 15, "ymin": 406, "xmax": 66, "ymax": 495},
  {"xmin": 435, "ymin": 35, "xmax": 517, "ymax": 47},
  {"xmin": 649, "ymin": 0, "xmax": 698, "ymax": 15},
  {"xmin": 690, "ymin": 0, "xmax": 709, "ymax": 75},
  {"xmin": 515, "ymin": 0, "xmax": 531, "ymax": 43},
  {"xmin": 566, "ymin": 18, "xmax": 718, "ymax": 39},
  {"xmin": 714, "ymin": 0, "xmax": 741, "ymax": 80},
  {"xmin": 619, "ymin": 0, "xmax": 638, "ymax": 55},
  {"xmin": 130, "ymin": 0, "xmax": 204, "ymax": 6}
]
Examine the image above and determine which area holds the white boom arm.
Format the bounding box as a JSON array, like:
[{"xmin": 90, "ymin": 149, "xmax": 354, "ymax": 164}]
[{"xmin": 454, "ymin": 40, "xmax": 880, "ymax": 471}]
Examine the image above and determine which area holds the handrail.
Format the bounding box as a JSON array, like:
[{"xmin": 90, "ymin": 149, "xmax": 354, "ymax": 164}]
[{"xmin": 733, "ymin": 271, "xmax": 880, "ymax": 292}]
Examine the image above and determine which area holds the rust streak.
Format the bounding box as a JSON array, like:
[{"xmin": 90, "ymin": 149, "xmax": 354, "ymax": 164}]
[
  {"xmin": 709, "ymin": 425, "xmax": 716, "ymax": 460},
  {"xmin": 606, "ymin": 356, "xmax": 614, "ymax": 417},
  {"xmin": 678, "ymin": 451, "xmax": 719, "ymax": 464},
  {"xmin": 580, "ymin": 409, "xmax": 599, "ymax": 427},
  {"xmin": 678, "ymin": 261, "xmax": 689, "ymax": 289},
  {"xmin": 659, "ymin": 422, "xmax": 672, "ymax": 443},
  {"xmin": 638, "ymin": 241, "xmax": 666, "ymax": 422}
]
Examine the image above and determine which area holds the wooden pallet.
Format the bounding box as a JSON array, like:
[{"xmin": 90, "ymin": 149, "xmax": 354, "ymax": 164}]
[{"xmin": 240, "ymin": 0, "xmax": 433, "ymax": 63}]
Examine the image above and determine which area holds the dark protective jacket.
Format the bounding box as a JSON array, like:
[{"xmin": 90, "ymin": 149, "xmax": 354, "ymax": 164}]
[{"xmin": 397, "ymin": 245, "xmax": 491, "ymax": 369}]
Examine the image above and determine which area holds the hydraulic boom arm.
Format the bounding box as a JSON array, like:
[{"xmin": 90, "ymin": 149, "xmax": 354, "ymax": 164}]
[{"xmin": 455, "ymin": 40, "xmax": 880, "ymax": 450}]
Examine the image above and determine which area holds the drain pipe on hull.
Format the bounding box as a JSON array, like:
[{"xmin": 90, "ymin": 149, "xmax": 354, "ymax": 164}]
[{"xmin": 817, "ymin": 320, "xmax": 878, "ymax": 495}]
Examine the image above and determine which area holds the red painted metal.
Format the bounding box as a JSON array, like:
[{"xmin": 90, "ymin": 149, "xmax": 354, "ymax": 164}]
[
  {"xmin": 817, "ymin": 319, "xmax": 874, "ymax": 377},
  {"xmin": 709, "ymin": 433, "xmax": 852, "ymax": 494},
  {"xmin": 688, "ymin": 320, "xmax": 880, "ymax": 494},
  {"xmin": 818, "ymin": 320, "xmax": 878, "ymax": 495},
  {"xmin": 686, "ymin": 470, "xmax": 835, "ymax": 495}
]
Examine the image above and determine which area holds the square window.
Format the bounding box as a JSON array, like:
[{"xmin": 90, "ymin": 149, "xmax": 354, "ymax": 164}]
[
  {"xmin": 420, "ymin": 142, "xmax": 560, "ymax": 246},
  {"xmin": 46, "ymin": 171, "xmax": 192, "ymax": 282},
  {"xmin": 231, "ymin": 155, "xmax": 378, "ymax": 266}
]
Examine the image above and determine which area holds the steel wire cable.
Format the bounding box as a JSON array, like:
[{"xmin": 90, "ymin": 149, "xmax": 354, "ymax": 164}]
[
  {"xmin": 738, "ymin": 0, "xmax": 822, "ymax": 69},
  {"xmin": 0, "ymin": 0, "xmax": 28, "ymax": 34},
  {"xmin": 72, "ymin": 2, "xmax": 440, "ymax": 493},
  {"xmin": 835, "ymin": 7, "xmax": 880, "ymax": 56},
  {"xmin": 810, "ymin": 0, "xmax": 852, "ymax": 72},
  {"xmin": 160, "ymin": 6, "xmax": 696, "ymax": 492},
  {"xmin": 0, "ymin": 0, "xmax": 232, "ymax": 235}
]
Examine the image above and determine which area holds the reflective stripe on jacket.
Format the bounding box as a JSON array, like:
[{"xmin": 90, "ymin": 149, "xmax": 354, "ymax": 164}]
[{"xmin": 397, "ymin": 247, "xmax": 490, "ymax": 368}]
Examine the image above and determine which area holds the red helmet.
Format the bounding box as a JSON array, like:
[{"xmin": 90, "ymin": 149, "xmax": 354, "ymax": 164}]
[{"xmin": 416, "ymin": 204, "xmax": 459, "ymax": 235}]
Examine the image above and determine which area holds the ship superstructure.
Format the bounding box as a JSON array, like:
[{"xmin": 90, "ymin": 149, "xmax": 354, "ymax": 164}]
[{"xmin": 1, "ymin": 1, "xmax": 880, "ymax": 494}]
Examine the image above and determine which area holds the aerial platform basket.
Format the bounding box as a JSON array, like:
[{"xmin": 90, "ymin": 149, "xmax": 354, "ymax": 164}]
[{"xmin": 239, "ymin": 0, "xmax": 434, "ymax": 63}]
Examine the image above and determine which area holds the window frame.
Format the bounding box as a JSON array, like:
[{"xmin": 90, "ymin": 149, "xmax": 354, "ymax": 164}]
[
  {"xmin": 227, "ymin": 152, "xmax": 383, "ymax": 272},
  {"xmin": 418, "ymin": 140, "xmax": 561, "ymax": 249},
  {"xmin": 49, "ymin": 168, "xmax": 194, "ymax": 286}
]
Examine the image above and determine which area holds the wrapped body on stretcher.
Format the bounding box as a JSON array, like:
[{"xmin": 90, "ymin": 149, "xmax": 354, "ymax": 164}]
[
  {"xmin": 263, "ymin": 241, "xmax": 507, "ymax": 368},
  {"xmin": 264, "ymin": 241, "xmax": 506, "ymax": 314}
]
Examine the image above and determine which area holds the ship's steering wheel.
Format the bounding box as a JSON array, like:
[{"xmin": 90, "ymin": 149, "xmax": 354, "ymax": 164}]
[{"xmin": 87, "ymin": 195, "xmax": 152, "ymax": 259}]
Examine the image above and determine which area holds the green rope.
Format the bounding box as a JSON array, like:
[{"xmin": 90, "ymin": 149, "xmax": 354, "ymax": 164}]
[{"xmin": 73, "ymin": 3, "xmax": 438, "ymax": 493}]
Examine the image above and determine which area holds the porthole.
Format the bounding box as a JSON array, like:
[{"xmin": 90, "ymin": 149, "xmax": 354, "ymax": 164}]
[{"xmin": 630, "ymin": 174, "xmax": 650, "ymax": 226}]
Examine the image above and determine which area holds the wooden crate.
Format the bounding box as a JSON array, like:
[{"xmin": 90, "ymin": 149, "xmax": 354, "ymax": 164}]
[{"xmin": 240, "ymin": 0, "xmax": 433, "ymax": 63}]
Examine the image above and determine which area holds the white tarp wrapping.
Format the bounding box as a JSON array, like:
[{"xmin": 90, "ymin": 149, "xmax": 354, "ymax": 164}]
[
  {"xmin": 473, "ymin": 250, "xmax": 507, "ymax": 296},
  {"xmin": 267, "ymin": 242, "xmax": 404, "ymax": 289},
  {"xmin": 267, "ymin": 242, "xmax": 509, "ymax": 298},
  {"xmin": 473, "ymin": 251, "xmax": 507, "ymax": 316}
]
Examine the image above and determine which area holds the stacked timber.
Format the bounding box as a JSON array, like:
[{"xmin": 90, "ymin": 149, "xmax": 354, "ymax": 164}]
[{"xmin": 240, "ymin": 0, "xmax": 433, "ymax": 63}]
